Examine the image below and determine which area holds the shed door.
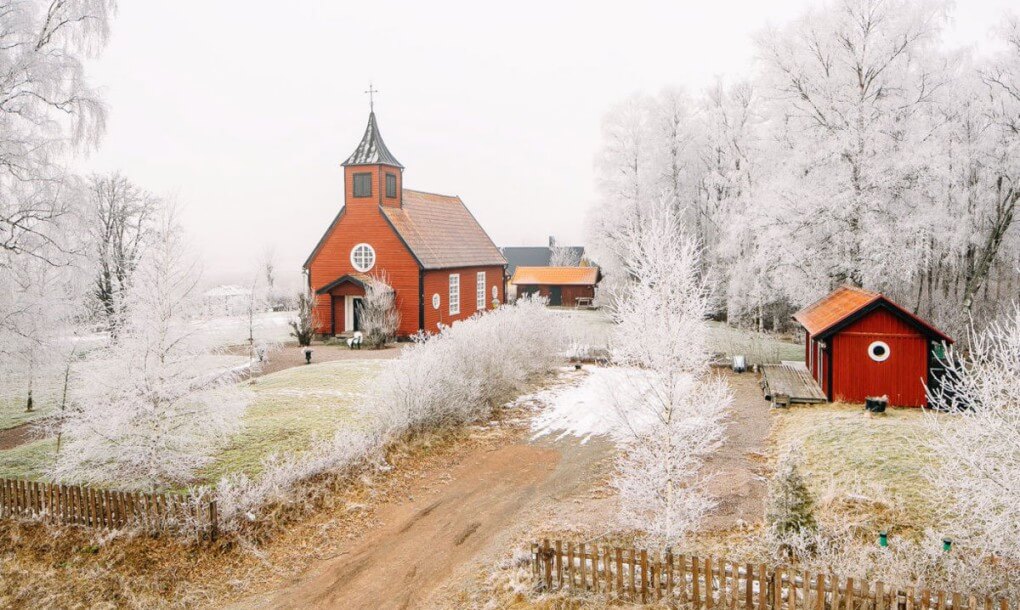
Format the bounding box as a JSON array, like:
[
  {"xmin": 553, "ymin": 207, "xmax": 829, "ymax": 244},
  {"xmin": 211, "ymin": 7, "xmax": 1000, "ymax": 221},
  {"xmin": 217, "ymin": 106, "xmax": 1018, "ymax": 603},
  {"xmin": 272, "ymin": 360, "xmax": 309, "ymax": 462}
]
[
  {"xmin": 549, "ymin": 286, "xmax": 562, "ymax": 306},
  {"xmin": 331, "ymin": 297, "xmax": 345, "ymax": 336}
]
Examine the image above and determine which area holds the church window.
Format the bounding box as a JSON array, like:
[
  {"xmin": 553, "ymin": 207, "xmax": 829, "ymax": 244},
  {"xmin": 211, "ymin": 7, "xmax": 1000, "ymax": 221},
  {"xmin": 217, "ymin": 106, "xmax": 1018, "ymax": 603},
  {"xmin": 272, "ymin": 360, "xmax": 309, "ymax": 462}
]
[
  {"xmin": 386, "ymin": 173, "xmax": 397, "ymax": 198},
  {"xmin": 449, "ymin": 274, "xmax": 460, "ymax": 315},
  {"xmin": 476, "ymin": 272, "xmax": 486, "ymax": 310},
  {"xmin": 350, "ymin": 243, "xmax": 376, "ymax": 272},
  {"xmin": 353, "ymin": 173, "xmax": 372, "ymax": 197}
]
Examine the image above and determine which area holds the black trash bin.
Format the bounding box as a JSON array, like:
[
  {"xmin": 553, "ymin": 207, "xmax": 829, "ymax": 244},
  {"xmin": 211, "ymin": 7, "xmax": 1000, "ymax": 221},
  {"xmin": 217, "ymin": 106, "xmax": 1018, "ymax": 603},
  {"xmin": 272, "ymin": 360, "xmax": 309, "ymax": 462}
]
[{"xmin": 865, "ymin": 396, "xmax": 888, "ymax": 413}]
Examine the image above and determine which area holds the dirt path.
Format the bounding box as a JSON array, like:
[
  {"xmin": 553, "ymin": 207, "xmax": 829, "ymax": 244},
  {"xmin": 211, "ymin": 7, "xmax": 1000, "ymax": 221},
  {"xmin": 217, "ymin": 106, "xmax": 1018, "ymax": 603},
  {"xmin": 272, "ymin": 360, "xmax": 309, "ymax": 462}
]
[
  {"xmin": 227, "ymin": 369, "xmax": 770, "ymax": 610},
  {"xmin": 703, "ymin": 369, "xmax": 772, "ymax": 529}
]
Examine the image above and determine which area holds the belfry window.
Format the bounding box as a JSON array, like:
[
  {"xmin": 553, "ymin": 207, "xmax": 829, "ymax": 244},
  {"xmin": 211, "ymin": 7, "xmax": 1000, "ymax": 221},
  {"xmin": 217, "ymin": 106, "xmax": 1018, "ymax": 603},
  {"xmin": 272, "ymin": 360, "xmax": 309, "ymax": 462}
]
[{"xmin": 353, "ymin": 173, "xmax": 372, "ymax": 197}]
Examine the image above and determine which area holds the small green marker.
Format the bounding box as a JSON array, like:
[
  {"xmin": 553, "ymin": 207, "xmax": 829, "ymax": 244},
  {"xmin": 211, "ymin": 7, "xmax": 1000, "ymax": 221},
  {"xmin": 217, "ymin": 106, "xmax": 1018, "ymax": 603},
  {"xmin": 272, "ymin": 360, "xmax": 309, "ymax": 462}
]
[
  {"xmin": 879, "ymin": 530, "xmax": 888, "ymax": 547},
  {"xmin": 942, "ymin": 537, "xmax": 952, "ymax": 552}
]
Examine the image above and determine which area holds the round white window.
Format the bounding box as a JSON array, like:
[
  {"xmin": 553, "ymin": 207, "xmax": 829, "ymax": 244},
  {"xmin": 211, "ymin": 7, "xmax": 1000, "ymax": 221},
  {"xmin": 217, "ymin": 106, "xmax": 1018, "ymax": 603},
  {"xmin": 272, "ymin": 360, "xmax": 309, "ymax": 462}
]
[
  {"xmin": 432, "ymin": 293, "xmax": 441, "ymax": 310},
  {"xmin": 868, "ymin": 341, "xmax": 890, "ymax": 362},
  {"xmin": 350, "ymin": 243, "xmax": 375, "ymax": 272}
]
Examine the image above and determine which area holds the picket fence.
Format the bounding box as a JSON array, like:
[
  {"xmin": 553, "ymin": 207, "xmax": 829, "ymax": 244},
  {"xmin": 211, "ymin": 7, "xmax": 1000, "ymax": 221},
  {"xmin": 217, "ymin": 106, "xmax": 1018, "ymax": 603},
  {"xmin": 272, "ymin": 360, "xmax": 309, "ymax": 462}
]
[
  {"xmin": 0, "ymin": 477, "xmax": 217, "ymax": 537},
  {"xmin": 532, "ymin": 540, "xmax": 1014, "ymax": 609}
]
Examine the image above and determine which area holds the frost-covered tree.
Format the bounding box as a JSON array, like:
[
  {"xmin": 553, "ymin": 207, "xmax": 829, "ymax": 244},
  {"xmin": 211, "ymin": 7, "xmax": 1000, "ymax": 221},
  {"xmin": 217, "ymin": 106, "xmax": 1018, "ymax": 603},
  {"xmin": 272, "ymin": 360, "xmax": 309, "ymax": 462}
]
[
  {"xmin": 0, "ymin": 0, "xmax": 113, "ymax": 267},
  {"xmin": 361, "ymin": 273, "xmax": 399, "ymax": 349},
  {"xmin": 53, "ymin": 208, "xmax": 251, "ymax": 491},
  {"xmin": 86, "ymin": 172, "xmax": 159, "ymax": 335},
  {"xmin": 755, "ymin": 0, "xmax": 949, "ymax": 290},
  {"xmin": 606, "ymin": 198, "xmax": 731, "ymax": 548},
  {"xmin": 924, "ymin": 306, "xmax": 1020, "ymax": 562},
  {"xmin": 549, "ymin": 245, "xmax": 581, "ymax": 267}
]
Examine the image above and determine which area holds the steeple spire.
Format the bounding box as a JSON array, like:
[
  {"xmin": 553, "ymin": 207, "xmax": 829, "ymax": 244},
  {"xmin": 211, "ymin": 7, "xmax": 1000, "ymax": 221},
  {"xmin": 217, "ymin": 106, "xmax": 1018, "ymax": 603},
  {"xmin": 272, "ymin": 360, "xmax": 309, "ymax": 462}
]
[{"xmin": 342, "ymin": 110, "xmax": 403, "ymax": 168}]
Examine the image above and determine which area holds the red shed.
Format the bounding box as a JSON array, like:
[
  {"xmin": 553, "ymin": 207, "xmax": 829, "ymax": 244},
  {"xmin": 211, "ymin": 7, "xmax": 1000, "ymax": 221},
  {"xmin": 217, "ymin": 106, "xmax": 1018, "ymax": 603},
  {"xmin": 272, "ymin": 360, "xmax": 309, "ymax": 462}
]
[{"xmin": 793, "ymin": 286, "xmax": 953, "ymax": 407}]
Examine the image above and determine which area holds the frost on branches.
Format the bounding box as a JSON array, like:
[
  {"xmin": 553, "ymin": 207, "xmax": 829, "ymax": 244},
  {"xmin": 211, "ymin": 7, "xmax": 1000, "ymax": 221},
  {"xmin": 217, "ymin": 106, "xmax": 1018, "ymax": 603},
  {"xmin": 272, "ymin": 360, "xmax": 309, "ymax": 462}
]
[
  {"xmin": 360, "ymin": 273, "xmax": 400, "ymax": 349},
  {"xmin": 53, "ymin": 211, "xmax": 251, "ymax": 491},
  {"xmin": 606, "ymin": 199, "xmax": 730, "ymax": 549},
  {"xmin": 925, "ymin": 307, "xmax": 1020, "ymax": 563}
]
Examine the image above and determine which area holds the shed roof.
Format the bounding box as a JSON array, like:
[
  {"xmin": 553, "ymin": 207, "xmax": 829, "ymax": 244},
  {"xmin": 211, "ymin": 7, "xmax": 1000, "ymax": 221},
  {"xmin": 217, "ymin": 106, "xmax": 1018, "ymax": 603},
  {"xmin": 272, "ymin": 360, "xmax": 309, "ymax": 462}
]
[
  {"xmin": 380, "ymin": 189, "xmax": 506, "ymax": 269},
  {"xmin": 793, "ymin": 285, "xmax": 952, "ymax": 342},
  {"xmin": 510, "ymin": 266, "xmax": 599, "ymax": 286}
]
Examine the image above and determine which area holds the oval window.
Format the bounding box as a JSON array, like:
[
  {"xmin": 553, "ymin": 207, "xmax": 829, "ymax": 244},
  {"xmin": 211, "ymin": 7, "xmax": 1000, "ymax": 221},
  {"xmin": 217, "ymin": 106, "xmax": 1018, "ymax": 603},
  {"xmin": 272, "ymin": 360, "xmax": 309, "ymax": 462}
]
[
  {"xmin": 868, "ymin": 341, "xmax": 890, "ymax": 362},
  {"xmin": 432, "ymin": 293, "xmax": 441, "ymax": 310},
  {"xmin": 491, "ymin": 285, "xmax": 498, "ymax": 299},
  {"xmin": 350, "ymin": 243, "xmax": 376, "ymax": 272}
]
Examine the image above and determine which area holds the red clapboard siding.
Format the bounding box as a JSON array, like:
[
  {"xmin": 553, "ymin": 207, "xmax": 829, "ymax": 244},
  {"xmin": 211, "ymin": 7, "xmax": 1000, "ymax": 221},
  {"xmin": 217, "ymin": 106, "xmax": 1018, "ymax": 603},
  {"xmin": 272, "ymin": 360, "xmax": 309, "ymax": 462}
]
[
  {"xmin": 830, "ymin": 308, "xmax": 929, "ymax": 407},
  {"xmin": 422, "ymin": 266, "xmax": 505, "ymax": 332}
]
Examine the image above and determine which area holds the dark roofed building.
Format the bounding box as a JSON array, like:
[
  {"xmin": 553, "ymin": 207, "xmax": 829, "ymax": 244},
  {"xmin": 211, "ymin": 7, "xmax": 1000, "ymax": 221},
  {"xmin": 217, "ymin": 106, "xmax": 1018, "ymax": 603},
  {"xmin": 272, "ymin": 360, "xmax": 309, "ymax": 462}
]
[
  {"xmin": 304, "ymin": 110, "xmax": 506, "ymax": 337},
  {"xmin": 500, "ymin": 236, "xmax": 585, "ymax": 275}
]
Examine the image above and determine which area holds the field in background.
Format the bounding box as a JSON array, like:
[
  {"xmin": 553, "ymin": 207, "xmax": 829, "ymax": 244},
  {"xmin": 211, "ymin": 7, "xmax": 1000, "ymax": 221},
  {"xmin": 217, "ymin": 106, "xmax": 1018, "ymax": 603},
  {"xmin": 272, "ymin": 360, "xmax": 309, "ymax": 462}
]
[
  {"xmin": 771, "ymin": 403, "xmax": 939, "ymax": 535},
  {"xmin": 552, "ymin": 308, "xmax": 803, "ymax": 365}
]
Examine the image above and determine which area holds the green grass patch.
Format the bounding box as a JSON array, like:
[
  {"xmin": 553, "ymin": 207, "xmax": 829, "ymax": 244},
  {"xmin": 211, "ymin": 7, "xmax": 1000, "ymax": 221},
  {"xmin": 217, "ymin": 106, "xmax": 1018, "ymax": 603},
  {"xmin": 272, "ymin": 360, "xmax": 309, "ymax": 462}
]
[
  {"xmin": 772, "ymin": 403, "xmax": 938, "ymax": 535},
  {"xmin": 0, "ymin": 382, "xmax": 63, "ymax": 430},
  {"xmin": 197, "ymin": 359, "xmax": 386, "ymax": 482},
  {"xmin": 0, "ymin": 437, "xmax": 58, "ymax": 480}
]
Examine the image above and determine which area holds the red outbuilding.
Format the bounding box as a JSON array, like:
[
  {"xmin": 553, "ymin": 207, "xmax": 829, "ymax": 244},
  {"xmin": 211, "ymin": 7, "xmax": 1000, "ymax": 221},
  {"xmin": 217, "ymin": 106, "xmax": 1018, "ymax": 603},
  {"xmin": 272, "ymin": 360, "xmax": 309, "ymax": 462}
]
[
  {"xmin": 793, "ymin": 286, "xmax": 953, "ymax": 407},
  {"xmin": 304, "ymin": 110, "xmax": 506, "ymax": 338}
]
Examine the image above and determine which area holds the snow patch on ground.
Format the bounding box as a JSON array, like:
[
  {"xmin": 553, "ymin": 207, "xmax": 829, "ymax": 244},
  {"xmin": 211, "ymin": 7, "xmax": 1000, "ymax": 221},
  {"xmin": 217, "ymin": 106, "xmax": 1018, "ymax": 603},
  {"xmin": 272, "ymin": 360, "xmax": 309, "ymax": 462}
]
[{"xmin": 524, "ymin": 366, "xmax": 657, "ymax": 444}]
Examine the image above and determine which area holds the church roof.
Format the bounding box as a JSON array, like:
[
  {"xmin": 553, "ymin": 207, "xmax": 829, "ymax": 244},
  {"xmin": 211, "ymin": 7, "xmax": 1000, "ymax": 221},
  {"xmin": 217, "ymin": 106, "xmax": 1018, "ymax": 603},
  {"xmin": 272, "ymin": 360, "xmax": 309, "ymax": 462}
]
[
  {"xmin": 342, "ymin": 112, "xmax": 404, "ymax": 168},
  {"xmin": 381, "ymin": 190, "xmax": 506, "ymax": 269}
]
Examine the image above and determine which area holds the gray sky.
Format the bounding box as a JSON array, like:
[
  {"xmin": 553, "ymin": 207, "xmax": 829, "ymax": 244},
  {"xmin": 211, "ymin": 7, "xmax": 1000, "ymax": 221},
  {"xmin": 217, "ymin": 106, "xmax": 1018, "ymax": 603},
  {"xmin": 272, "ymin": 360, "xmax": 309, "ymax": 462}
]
[{"xmin": 82, "ymin": 0, "xmax": 1013, "ymax": 290}]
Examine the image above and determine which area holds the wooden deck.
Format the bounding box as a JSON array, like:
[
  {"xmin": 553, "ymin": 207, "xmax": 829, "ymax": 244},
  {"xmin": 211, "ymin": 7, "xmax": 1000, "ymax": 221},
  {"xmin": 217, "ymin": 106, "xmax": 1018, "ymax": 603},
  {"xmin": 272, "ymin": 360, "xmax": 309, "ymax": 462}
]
[{"xmin": 760, "ymin": 363, "xmax": 827, "ymax": 406}]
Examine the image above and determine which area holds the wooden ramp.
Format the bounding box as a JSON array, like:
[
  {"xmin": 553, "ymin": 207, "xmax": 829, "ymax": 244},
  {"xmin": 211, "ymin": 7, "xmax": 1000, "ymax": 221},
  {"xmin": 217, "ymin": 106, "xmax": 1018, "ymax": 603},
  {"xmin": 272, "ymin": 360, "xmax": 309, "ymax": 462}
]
[{"xmin": 760, "ymin": 363, "xmax": 827, "ymax": 406}]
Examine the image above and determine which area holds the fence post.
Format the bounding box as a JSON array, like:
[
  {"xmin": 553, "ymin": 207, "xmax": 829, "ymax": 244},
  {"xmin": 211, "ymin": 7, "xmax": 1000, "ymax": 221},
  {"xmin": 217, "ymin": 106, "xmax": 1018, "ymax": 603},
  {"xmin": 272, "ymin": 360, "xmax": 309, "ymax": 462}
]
[{"xmin": 208, "ymin": 500, "xmax": 218, "ymax": 541}]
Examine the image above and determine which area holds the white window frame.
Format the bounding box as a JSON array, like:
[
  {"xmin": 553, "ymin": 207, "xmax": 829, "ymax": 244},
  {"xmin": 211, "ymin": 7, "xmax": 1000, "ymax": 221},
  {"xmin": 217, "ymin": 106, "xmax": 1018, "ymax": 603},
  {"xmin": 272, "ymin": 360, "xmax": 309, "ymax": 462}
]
[
  {"xmin": 868, "ymin": 340, "xmax": 891, "ymax": 362},
  {"xmin": 449, "ymin": 274, "xmax": 460, "ymax": 315},
  {"xmin": 350, "ymin": 243, "xmax": 376, "ymax": 272},
  {"xmin": 476, "ymin": 271, "xmax": 486, "ymax": 310}
]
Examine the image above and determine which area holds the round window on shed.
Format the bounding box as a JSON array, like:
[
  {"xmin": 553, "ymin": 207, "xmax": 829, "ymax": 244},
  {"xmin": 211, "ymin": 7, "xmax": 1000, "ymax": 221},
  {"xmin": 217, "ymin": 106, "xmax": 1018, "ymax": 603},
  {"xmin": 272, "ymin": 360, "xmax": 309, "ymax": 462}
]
[{"xmin": 868, "ymin": 340, "xmax": 890, "ymax": 362}]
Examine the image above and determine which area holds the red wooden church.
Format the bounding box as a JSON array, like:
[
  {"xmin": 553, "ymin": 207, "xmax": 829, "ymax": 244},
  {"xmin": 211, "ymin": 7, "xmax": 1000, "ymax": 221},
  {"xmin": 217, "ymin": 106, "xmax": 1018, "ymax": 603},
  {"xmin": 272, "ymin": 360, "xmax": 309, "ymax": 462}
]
[
  {"xmin": 304, "ymin": 110, "xmax": 506, "ymax": 338},
  {"xmin": 793, "ymin": 286, "xmax": 953, "ymax": 407}
]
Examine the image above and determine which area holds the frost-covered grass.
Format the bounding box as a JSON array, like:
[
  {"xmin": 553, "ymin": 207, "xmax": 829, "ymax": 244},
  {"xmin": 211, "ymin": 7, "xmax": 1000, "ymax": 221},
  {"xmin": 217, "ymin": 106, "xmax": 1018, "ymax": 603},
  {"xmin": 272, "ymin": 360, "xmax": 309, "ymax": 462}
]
[
  {"xmin": 0, "ymin": 359, "xmax": 384, "ymax": 485},
  {"xmin": 195, "ymin": 310, "xmax": 296, "ymax": 348},
  {"xmin": 771, "ymin": 403, "xmax": 938, "ymax": 533},
  {"xmin": 198, "ymin": 359, "xmax": 386, "ymax": 482},
  {"xmin": 706, "ymin": 321, "xmax": 803, "ymax": 364},
  {"xmin": 0, "ymin": 354, "xmax": 250, "ymax": 432}
]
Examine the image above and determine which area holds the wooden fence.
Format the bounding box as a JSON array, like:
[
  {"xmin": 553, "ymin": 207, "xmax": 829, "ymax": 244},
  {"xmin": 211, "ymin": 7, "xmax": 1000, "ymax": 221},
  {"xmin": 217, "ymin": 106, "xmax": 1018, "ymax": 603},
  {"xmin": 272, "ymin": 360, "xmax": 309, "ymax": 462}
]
[
  {"xmin": 532, "ymin": 540, "xmax": 1013, "ymax": 609},
  {"xmin": 0, "ymin": 477, "xmax": 217, "ymax": 538}
]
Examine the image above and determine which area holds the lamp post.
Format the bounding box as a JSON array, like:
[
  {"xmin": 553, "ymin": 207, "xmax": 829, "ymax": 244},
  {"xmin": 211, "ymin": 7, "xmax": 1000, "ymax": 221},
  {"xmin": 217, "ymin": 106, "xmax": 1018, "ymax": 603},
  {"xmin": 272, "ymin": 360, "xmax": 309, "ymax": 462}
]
[{"xmin": 303, "ymin": 347, "xmax": 313, "ymax": 364}]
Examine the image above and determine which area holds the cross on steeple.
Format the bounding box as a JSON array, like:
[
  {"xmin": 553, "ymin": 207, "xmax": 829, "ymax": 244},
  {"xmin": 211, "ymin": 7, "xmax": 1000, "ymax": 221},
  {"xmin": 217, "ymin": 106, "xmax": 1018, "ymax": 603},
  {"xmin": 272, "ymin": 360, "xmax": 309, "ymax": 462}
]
[{"xmin": 364, "ymin": 83, "xmax": 379, "ymax": 112}]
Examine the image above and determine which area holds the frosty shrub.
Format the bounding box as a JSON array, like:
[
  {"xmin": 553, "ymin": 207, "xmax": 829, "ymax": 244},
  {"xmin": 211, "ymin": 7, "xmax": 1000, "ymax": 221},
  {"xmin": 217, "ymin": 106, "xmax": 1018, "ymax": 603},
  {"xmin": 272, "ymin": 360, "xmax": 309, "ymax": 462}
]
[
  {"xmin": 360, "ymin": 274, "xmax": 400, "ymax": 349},
  {"xmin": 213, "ymin": 427, "xmax": 383, "ymax": 530},
  {"xmin": 370, "ymin": 296, "xmax": 564, "ymax": 435},
  {"xmin": 765, "ymin": 447, "xmax": 817, "ymax": 556},
  {"xmin": 289, "ymin": 287, "xmax": 318, "ymax": 346},
  {"xmin": 53, "ymin": 211, "xmax": 251, "ymax": 491},
  {"xmin": 924, "ymin": 306, "xmax": 1020, "ymax": 564},
  {"xmin": 606, "ymin": 198, "xmax": 731, "ymax": 549}
]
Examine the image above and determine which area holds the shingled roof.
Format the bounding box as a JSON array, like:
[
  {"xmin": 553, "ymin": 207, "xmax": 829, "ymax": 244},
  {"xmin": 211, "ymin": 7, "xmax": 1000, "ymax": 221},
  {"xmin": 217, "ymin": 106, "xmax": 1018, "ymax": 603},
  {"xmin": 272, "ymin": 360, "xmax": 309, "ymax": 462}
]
[
  {"xmin": 510, "ymin": 266, "xmax": 599, "ymax": 286},
  {"xmin": 342, "ymin": 112, "xmax": 403, "ymax": 168},
  {"xmin": 793, "ymin": 285, "xmax": 952, "ymax": 342},
  {"xmin": 381, "ymin": 190, "xmax": 506, "ymax": 269}
]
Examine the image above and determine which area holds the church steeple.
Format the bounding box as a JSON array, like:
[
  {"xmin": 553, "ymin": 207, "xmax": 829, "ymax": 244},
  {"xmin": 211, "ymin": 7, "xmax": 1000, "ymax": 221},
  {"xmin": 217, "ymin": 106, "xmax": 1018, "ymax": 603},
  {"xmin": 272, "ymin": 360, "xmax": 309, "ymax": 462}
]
[{"xmin": 342, "ymin": 111, "xmax": 403, "ymax": 169}]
